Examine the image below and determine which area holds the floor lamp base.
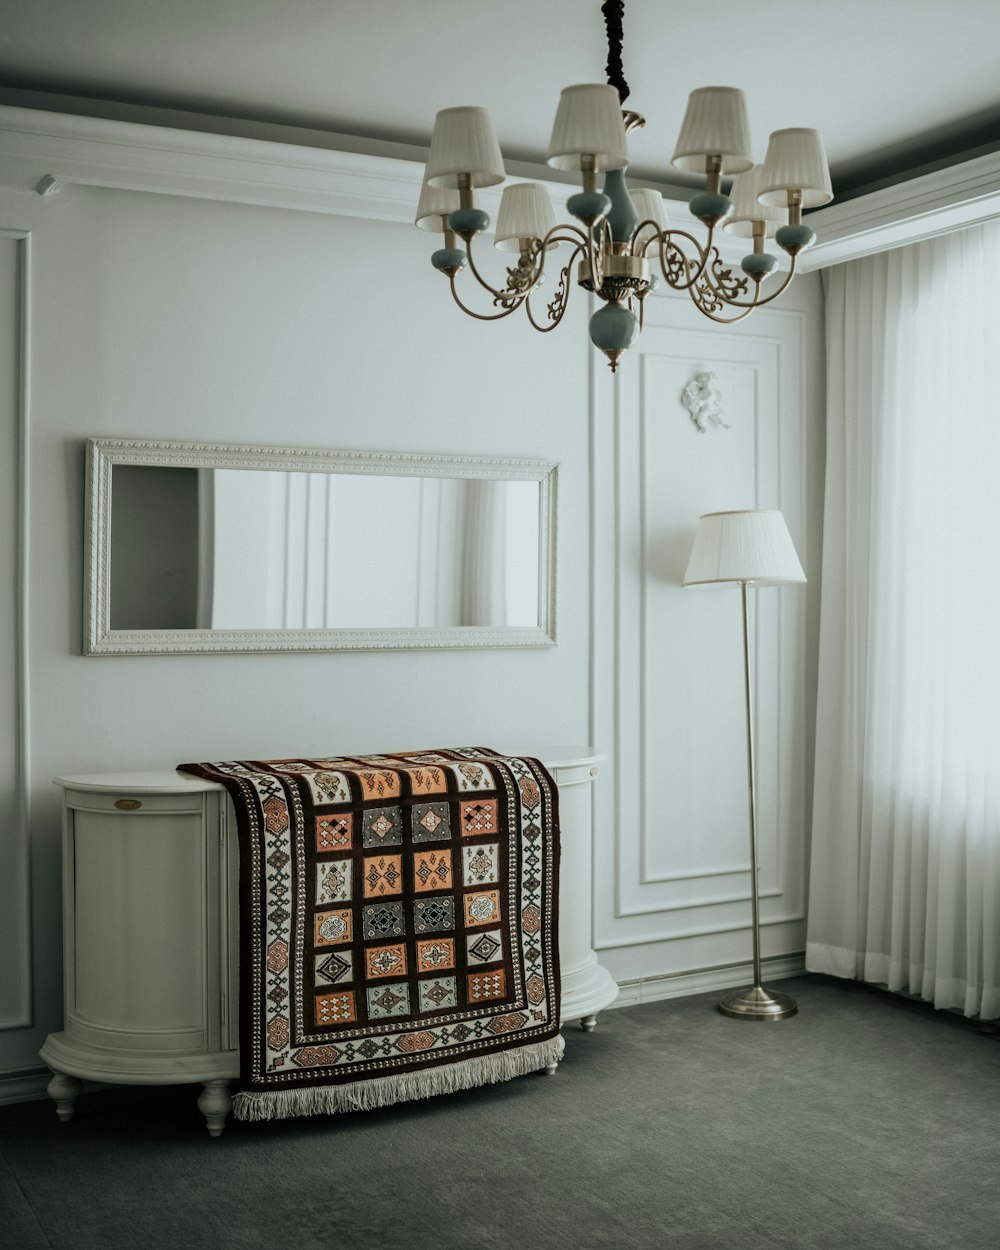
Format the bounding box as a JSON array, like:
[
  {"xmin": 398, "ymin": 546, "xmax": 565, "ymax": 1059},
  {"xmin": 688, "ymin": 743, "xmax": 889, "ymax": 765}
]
[{"xmin": 718, "ymin": 985, "xmax": 798, "ymax": 1021}]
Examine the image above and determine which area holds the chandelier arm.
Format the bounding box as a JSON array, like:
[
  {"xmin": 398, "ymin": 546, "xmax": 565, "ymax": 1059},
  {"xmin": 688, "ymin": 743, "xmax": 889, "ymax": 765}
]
[
  {"xmin": 543, "ymin": 234, "xmax": 592, "ymax": 250},
  {"xmin": 686, "ymin": 298, "xmax": 759, "ymax": 325},
  {"xmin": 685, "ymin": 271, "xmax": 760, "ymax": 323},
  {"xmin": 631, "ymin": 219, "xmax": 660, "ymax": 254},
  {"xmin": 583, "ymin": 220, "xmax": 610, "ymax": 293},
  {"xmin": 544, "ymin": 223, "xmax": 589, "ymax": 248},
  {"xmin": 747, "ymin": 257, "xmax": 799, "ymax": 306},
  {"xmin": 524, "ymin": 245, "xmax": 584, "ymax": 332},
  {"xmin": 462, "ymin": 226, "xmax": 586, "ymax": 304},
  {"xmin": 696, "ymin": 250, "xmax": 752, "ymax": 304},
  {"xmin": 649, "ymin": 229, "xmax": 716, "ymax": 291},
  {"xmin": 447, "ymin": 275, "xmax": 527, "ymax": 322},
  {"xmin": 702, "ymin": 253, "xmax": 800, "ymax": 310},
  {"xmin": 530, "ymin": 231, "xmax": 590, "ymax": 291},
  {"xmin": 461, "ymin": 237, "xmax": 523, "ymax": 301},
  {"xmin": 524, "ymin": 292, "xmax": 568, "ymax": 334}
]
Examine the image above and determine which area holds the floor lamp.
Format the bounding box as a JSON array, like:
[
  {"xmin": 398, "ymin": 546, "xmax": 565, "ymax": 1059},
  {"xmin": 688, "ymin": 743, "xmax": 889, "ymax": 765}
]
[{"xmin": 683, "ymin": 509, "xmax": 806, "ymax": 1021}]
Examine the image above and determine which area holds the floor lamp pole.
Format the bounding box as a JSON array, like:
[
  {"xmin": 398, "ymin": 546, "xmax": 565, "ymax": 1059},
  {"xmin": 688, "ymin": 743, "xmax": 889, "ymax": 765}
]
[
  {"xmin": 741, "ymin": 581, "xmax": 763, "ymax": 991},
  {"xmin": 718, "ymin": 581, "xmax": 798, "ymax": 1021}
]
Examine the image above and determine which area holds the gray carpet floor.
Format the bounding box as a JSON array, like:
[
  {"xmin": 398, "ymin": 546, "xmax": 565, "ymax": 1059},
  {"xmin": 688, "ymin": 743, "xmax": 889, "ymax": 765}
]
[{"xmin": 1, "ymin": 974, "xmax": 998, "ymax": 1250}]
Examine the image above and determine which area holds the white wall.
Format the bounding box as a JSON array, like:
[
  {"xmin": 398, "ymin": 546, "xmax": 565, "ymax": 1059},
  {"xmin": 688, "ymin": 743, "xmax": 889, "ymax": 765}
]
[
  {"xmin": 0, "ymin": 171, "xmax": 591, "ymax": 1075},
  {"xmin": 0, "ymin": 109, "xmax": 824, "ymax": 1077}
]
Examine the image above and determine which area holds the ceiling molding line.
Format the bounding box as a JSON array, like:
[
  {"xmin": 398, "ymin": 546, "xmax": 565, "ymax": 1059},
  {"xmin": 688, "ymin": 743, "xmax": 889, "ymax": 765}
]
[
  {"xmin": 800, "ymin": 147, "xmax": 1000, "ymax": 270},
  {"xmin": 7, "ymin": 103, "xmax": 996, "ymax": 271},
  {"xmin": 0, "ymin": 103, "xmax": 622, "ymax": 224},
  {"xmin": 0, "ymin": 103, "xmax": 433, "ymax": 222},
  {"xmin": 0, "ymin": 104, "xmax": 753, "ymax": 260}
]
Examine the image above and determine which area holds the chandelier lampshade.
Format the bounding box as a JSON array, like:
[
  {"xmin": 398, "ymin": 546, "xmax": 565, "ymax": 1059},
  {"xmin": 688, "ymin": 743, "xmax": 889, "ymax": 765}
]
[
  {"xmin": 546, "ymin": 84, "xmax": 630, "ymax": 173},
  {"xmin": 495, "ymin": 183, "xmax": 559, "ymax": 252},
  {"xmin": 671, "ymin": 87, "xmax": 754, "ymax": 176},
  {"xmin": 758, "ymin": 128, "xmax": 834, "ymax": 208},
  {"xmin": 425, "ymin": 106, "xmax": 506, "ymax": 189},
  {"xmin": 414, "ymin": 176, "xmax": 463, "ymax": 232},
  {"xmin": 723, "ymin": 165, "xmax": 785, "ymax": 239},
  {"xmin": 416, "ymin": 1, "xmax": 833, "ymax": 373},
  {"xmin": 630, "ymin": 187, "xmax": 669, "ymax": 247}
]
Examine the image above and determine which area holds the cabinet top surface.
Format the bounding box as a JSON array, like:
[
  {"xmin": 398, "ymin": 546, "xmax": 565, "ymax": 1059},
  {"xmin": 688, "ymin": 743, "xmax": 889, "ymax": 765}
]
[{"xmin": 54, "ymin": 747, "xmax": 604, "ymax": 793}]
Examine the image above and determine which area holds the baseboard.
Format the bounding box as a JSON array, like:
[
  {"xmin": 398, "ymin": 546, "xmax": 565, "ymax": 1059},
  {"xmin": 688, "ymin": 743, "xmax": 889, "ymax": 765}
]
[
  {"xmin": 0, "ymin": 1065, "xmax": 50, "ymax": 1106},
  {"xmin": 609, "ymin": 952, "xmax": 806, "ymax": 1008},
  {"xmin": 3, "ymin": 955, "xmax": 806, "ymax": 1102}
]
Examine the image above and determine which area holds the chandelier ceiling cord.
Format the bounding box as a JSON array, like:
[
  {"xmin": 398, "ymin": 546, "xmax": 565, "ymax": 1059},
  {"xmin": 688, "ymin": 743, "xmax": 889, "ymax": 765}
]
[
  {"xmin": 415, "ymin": 1, "xmax": 833, "ymax": 372},
  {"xmin": 602, "ymin": 1, "xmax": 630, "ymax": 104}
]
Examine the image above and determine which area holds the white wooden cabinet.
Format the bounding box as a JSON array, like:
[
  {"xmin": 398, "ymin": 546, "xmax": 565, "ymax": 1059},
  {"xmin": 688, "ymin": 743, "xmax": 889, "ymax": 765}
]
[
  {"xmin": 41, "ymin": 772, "xmax": 240, "ymax": 1135},
  {"xmin": 41, "ymin": 748, "xmax": 616, "ymax": 1135}
]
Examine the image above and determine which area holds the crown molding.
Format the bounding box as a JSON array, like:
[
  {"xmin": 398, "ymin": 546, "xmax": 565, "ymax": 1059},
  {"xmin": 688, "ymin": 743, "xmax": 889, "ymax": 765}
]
[
  {"xmin": 0, "ymin": 103, "xmax": 429, "ymax": 221},
  {"xmin": 801, "ymin": 147, "xmax": 1000, "ymax": 270},
  {"xmin": 4, "ymin": 104, "xmax": 998, "ymax": 271},
  {"xmin": 0, "ymin": 105, "xmax": 748, "ymax": 264}
]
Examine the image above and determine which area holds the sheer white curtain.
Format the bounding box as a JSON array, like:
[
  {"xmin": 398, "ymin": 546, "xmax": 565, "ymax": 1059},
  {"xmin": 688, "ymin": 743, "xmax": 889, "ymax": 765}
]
[{"xmin": 807, "ymin": 221, "xmax": 1000, "ymax": 1019}]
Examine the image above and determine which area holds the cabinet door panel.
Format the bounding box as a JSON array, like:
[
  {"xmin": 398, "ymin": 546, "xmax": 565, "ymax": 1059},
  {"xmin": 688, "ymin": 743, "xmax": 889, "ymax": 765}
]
[{"xmin": 70, "ymin": 811, "xmax": 208, "ymax": 1050}]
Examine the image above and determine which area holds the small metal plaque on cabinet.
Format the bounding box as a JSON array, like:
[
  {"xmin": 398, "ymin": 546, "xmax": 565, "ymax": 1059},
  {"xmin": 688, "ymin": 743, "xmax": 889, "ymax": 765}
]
[{"xmin": 113, "ymin": 798, "xmax": 142, "ymax": 810}]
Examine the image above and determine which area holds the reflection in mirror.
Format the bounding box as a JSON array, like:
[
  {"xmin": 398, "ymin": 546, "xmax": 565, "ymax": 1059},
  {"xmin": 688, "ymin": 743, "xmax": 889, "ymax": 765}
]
[
  {"xmin": 86, "ymin": 439, "xmax": 557, "ymax": 654},
  {"xmin": 110, "ymin": 467, "xmax": 541, "ymax": 631}
]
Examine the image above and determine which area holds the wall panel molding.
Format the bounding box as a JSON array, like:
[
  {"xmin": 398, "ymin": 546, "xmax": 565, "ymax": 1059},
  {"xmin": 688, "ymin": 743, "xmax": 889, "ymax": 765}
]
[
  {"xmin": 611, "ymin": 952, "xmax": 806, "ymax": 1008},
  {"xmin": 598, "ymin": 913, "xmax": 807, "ymax": 951},
  {"xmin": 615, "ymin": 885, "xmax": 784, "ymax": 920},
  {"xmin": 0, "ymin": 227, "xmax": 32, "ymax": 1031},
  {"xmin": 590, "ymin": 290, "xmax": 811, "ymax": 975}
]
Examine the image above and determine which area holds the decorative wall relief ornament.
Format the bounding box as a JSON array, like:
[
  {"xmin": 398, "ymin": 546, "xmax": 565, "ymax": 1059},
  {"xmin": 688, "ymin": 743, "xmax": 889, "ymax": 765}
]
[{"xmin": 681, "ymin": 372, "xmax": 730, "ymax": 433}]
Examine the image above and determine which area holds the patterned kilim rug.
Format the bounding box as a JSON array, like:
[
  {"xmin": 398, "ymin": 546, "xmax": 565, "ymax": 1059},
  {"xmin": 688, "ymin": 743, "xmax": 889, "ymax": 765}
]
[{"xmin": 178, "ymin": 748, "xmax": 562, "ymax": 1121}]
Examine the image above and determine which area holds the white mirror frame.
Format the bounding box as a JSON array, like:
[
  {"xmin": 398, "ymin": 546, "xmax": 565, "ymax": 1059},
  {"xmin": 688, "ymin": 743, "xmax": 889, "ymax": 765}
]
[{"xmin": 84, "ymin": 438, "xmax": 558, "ymax": 655}]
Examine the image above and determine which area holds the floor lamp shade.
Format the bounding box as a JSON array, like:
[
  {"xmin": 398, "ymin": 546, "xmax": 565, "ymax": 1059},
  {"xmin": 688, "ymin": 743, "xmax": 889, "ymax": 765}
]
[
  {"xmin": 683, "ymin": 508, "xmax": 805, "ymax": 1021},
  {"xmin": 683, "ymin": 509, "xmax": 806, "ymax": 587}
]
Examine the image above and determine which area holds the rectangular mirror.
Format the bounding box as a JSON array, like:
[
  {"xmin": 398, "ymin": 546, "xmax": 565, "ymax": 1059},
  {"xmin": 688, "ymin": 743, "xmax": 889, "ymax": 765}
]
[{"xmin": 85, "ymin": 438, "xmax": 557, "ymax": 655}]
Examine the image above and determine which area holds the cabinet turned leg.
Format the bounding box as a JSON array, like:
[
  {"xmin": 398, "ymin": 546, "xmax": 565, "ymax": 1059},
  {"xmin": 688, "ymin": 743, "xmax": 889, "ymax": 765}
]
[
  {"xmin": 580, "ymin": 1014, "xmax": 598, "ymax": 1032},
  {"xmin": 197, "ymin": 1080, "xmax": 232, "ymax": 1138},
  {"xmin": 47, "ymin": 1071, "xmax": 82, "ymax": 1122}
]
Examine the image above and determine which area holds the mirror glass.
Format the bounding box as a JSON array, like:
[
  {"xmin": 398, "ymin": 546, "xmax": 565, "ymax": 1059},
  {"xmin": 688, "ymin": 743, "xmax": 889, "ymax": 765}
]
[
  {"xmin": 109, "ymin": 466, "xmax": 541, "ymax": 631},
  {"xmin": 86, "ymin": 440, "xmax": 557, "ymax": 654}
]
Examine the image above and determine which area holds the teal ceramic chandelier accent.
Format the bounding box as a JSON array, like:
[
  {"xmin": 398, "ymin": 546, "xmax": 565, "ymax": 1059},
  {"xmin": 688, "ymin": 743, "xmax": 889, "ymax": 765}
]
[{"xmin": 415, "ymin": 2, "xmax": 833, "ymax": 372}]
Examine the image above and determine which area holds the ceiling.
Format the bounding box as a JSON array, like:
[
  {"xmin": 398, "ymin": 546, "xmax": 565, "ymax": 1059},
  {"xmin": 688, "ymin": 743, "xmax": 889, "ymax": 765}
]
[{"xmin": 2, "ymin": 0, "xmax": 1000, "ymax": 200}]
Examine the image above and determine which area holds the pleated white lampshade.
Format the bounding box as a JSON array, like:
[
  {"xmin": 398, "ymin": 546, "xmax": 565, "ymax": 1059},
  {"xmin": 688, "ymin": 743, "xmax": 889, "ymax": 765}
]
[
  {"xmin": 683, "ymin": 509, "xmax": 806, "ymax": 586},
  {"xmin": 414, "ymin": 176, "xmax": 464, "ymax": 232},
  {"xmin": 672, "ymin": 87, "xmax": 754, "ymax": 175},
  {"xmin": 758, "ymin": 128, "xmax": 833, "ymax": 208},
  {"xmin": 494, "ymin": 183, "xmax": 558, "ymax": 251},
  {"xmin": 630, "ymin": 187, "xmax": 670, "ymax": 247},
  {"xmin": 425, "ymin": 106, "xmax": 506, "ymax": 189},
  {"xmin": 547, "ymin": 84, "xmax": 629, "ymax": 173},
  {"xmin": 723, "ymin": 165, "xmax": 785, "ymax": 238}
]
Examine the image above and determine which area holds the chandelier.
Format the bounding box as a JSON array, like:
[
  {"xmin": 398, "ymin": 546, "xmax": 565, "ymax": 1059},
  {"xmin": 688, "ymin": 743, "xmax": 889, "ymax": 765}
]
[{"xmin": 415, "ymin": 1, "xmax": 833, "ymax": 372}]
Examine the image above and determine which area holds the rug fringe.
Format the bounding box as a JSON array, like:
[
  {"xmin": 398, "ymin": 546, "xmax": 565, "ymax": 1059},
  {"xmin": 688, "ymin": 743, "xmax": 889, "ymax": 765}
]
[{"xmin": 233, "ymin": 1034, "xmax": 565, "ymax": 1122}]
